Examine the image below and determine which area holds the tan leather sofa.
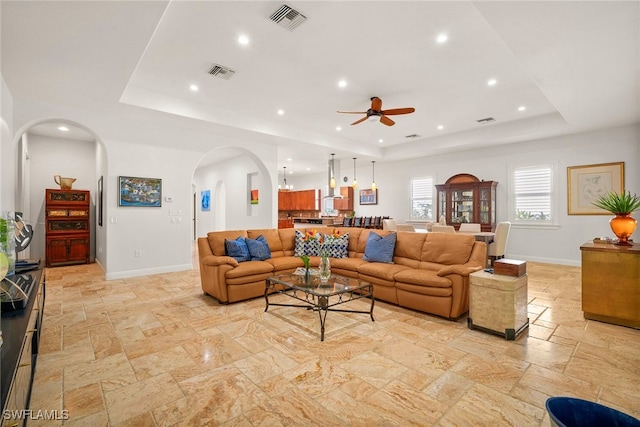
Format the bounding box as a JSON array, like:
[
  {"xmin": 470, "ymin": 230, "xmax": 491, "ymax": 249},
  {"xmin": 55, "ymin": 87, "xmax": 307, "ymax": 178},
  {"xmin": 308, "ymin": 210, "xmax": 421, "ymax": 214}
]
[{"xmin": 197, "ymin": 227, "xmax": 487, "ymax": 319}]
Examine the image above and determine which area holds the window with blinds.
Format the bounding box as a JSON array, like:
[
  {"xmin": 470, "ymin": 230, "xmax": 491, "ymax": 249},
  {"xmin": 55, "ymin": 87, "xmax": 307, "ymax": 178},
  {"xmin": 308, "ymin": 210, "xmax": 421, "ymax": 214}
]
[
  {"xmin": 410, "ymin": 177, "xmax": 433, "ymax": 220},
  {"xmin": 513, "ymin": 166, "xmax": 552, "ymax": 222}
]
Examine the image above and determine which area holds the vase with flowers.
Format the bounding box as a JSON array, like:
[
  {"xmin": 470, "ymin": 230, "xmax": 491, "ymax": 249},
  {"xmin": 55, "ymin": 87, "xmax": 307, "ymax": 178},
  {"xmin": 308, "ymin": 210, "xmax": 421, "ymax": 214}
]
[
  {"xmin": 592, "ymin": 190, "xmax": 640, "ymax": 246},
  {"xmin": 318, "ymin": 229, "xmax": 342, "ymax": 282}
]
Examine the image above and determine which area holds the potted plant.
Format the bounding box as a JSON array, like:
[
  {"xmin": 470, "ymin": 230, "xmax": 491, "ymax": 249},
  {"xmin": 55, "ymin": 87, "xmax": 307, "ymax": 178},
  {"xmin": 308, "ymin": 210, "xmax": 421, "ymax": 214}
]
[{"xmin": 592, "ymin": 190, "xmax": 640, "ymax": 245}]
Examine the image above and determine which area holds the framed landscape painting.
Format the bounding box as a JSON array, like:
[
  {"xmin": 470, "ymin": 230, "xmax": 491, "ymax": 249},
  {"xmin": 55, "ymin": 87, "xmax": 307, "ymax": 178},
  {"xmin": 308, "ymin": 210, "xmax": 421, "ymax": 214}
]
[
  {"xmin": 118, "ymin": 176, "xmax": 162, "ymax": 207},
  {"xmin": 567, "ymin": 162, "xmax": 624, "ymax": 215},
  {"xmin": 359, "ymin": 189, "xmax": 378, "ymax": 205}
]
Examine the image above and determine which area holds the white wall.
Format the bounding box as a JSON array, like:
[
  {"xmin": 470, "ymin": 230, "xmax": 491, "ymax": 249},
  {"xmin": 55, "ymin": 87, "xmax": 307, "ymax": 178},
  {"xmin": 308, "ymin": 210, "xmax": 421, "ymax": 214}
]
[
  {"xmin": 0, "ymin": 75, "xmax": 14, "ymax": 212},
  {"xmin": 288, "ymin": 124, "xmax": 639, "ymax": 265},
  {"xmin": 193, "ymin": 152, "xmax": 276, "ymax": 237}
]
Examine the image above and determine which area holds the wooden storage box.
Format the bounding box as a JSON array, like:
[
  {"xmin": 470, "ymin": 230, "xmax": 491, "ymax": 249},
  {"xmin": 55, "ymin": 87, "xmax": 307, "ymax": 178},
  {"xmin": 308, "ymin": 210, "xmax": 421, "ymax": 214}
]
[{"xmin": 494, "ymin": 259, "xmax": 526, "ymax": 277}]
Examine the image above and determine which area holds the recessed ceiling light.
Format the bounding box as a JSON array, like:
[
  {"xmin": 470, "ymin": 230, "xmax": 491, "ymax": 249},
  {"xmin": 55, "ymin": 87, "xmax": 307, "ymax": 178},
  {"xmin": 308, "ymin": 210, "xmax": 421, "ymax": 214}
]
[
  {"xmin": 436, "ymin": 33, "xmax": 448, "ymax": 43},
  {"xmin": 306, "ymin": 168, "xmax": 310, "ymax": 171},
  {"xmin": 238, "ymin": 35, "xmax": 249, "ymax": 46},
  {"xmin": 518, "ymin": 106, "xmax": 526, "ymax": 111},
  {"xmin": 336, "ymin": 126, "xmax": 342, "ymax": 131},
  {"xmin": 338, "ymin": 80, "xmax": 347, "ymax": 88},
  {"xmin": 189, "ymin": 84, "xmax": 198, "ymax": 92},
  {"xmin": 378, "ymin": 139, "xmax": 384, "ymax": 143},
  {"xmin": 277, "ymin": 109, "xmax": 284, "ymax": 115},
  {"xmin": 487, "ymin": 78, "xmax": 497, "ymax": 86},
  {"xmin": 437, "ymin": 125, "xmax": 444, "ymax": 130},
  {"xmin": 58, "ymin": 126, "xmax": 69, "ymax": 132},
  {"xmin": 286, "ymin": 158, "xmax": 292, "ymax": 162}
]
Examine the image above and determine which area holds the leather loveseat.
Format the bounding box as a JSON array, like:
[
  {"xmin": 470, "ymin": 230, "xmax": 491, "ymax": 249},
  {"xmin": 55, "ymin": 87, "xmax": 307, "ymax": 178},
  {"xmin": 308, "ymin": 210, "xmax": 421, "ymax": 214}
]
[{"xmin": 197, "ymin": 227, "xmax": 487, "ymax": 319}]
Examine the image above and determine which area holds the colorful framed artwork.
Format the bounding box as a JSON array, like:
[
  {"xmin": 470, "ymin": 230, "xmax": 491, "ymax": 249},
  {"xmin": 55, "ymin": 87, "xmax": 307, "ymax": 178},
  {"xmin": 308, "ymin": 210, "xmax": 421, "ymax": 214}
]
[
  {"xmin": 359, "ymin": 189, "xmax": 378, "ymax": 205},
  {"xmin": 118, "ymin": 176, "xmax": 162, "ymax": 207},
  {"xmin": 250, "ymin": 189, "xmax": 259, "ymax": 205},
  {"xmin": 201, "ymin": 190, "xmax": 211, "ymax": 211},
  {"xmin": 567, "ymin": 162, "xmax": 624, "ymax": 215}
]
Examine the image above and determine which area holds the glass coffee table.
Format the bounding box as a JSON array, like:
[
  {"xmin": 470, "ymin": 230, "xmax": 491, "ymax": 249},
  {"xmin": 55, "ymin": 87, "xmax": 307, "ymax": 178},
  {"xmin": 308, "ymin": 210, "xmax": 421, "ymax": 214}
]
[{"xmin": 265, "ymin": 272, "xmax": 375, "ymax": 341}]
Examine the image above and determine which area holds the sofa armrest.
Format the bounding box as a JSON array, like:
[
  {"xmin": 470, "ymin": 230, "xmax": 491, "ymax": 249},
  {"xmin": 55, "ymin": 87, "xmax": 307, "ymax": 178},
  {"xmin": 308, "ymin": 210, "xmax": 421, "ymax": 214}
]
[
  {"xmin": 437, "ymin": 264, "xmax": 482, "ymax": 277},
  {"xmin": 201, "ymin": 255, "xmax": 239, "ymax": 268}
]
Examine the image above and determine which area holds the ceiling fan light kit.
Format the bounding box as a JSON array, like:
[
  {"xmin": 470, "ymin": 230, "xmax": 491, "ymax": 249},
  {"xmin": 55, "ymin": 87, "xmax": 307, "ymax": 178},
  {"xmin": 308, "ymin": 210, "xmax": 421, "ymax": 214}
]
[{"xmin": 338, "ymin": 96, "xmax": 415, "ymax": 127}]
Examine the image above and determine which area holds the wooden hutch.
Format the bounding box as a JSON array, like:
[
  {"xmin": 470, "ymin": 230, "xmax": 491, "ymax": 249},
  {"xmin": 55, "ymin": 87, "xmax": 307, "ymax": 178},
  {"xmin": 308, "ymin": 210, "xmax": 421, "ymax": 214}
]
[
  {"xmin": 45, "ymin": 189, "xmax": 91, "ymax": 267},
  {"xmin": 436, "ymin": 174, "xmax": 497, "ymax": 232}
]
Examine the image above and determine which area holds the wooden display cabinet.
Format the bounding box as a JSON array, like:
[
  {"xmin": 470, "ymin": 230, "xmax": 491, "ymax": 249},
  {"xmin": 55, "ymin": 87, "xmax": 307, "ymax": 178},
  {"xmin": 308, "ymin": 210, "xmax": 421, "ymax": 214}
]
[
  {"xmin": 45, "ymin": 189, "xmax": 90, "ymax": 267},
  {"xmin": 436, "ymin": 174, "xmax": 497, "ymax": 232}
]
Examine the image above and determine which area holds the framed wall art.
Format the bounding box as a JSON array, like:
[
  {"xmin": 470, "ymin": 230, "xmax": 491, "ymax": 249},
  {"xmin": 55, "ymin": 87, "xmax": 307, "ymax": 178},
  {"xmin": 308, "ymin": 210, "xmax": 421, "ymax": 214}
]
[
  {"xmin": 359, "ymin": 188, "xmax": 378, "ymax": 205},
  {"xmin": 201, "ymin": 190, "xmax": 211, "ymax": 211},
  {"xmin": 567, "ymin": 162, "xmax": 624, "ymax": 215},
  {"xmin": 118, "ymin": 176, "xmax": 162, "ymax": 207}
]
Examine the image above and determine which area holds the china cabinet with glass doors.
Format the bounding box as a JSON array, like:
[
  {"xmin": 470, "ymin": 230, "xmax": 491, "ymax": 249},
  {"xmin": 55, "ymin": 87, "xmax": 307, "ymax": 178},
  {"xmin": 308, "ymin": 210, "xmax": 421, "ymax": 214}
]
[{"xmin": 436, "ymin": 174, "xmax": 497, "ymax": 232}]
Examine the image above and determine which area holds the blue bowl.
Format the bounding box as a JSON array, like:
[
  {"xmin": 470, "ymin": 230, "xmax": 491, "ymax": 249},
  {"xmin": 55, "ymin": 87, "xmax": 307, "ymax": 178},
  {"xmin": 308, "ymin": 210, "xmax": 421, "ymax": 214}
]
[{"xmin": 546, "ymin": 397, "xmax": 640, "ymax": 427}]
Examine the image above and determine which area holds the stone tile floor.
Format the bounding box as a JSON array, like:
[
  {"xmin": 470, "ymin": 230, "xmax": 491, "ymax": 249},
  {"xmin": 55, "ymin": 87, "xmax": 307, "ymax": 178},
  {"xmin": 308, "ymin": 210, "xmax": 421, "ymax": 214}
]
[{"xmin": 27, "ymin": 261, "xmax": 640, "ymax": 426}]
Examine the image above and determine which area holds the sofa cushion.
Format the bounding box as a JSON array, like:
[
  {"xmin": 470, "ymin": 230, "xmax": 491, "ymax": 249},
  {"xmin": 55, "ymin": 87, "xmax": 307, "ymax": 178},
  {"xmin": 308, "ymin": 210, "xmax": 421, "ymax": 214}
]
[
  {"xmin": 363, "ymin": 232, "xmax": 397, "ymax": 263},
  {"xmin": 266, "ymin": 256, "xmax": 305, "ymax": 272},
  {"xmin": 225, "ymin": 260, "xmax": 273, "ymax": 280},
  {"xmin": 421, "ymin": 233, "xmax": 475, "ymax": 265},
  {"xmin": 245, "ymin": 235, "xmax": 271, "ymax": 261},
  {"xmin": 225, "ymin": 237, "xmax": 250, "ymax": 262},
  {"xmin": 322, "ymin": 232, "xmax": 349, "ymax": 258},
  {"xmin": 294, "ymin": 229, "xmax": 322, "ymax": 256},
  {"xmin": 209, "ymin": 230, "xmax": 248, "ymax": 256},
  {"xmin": 394, "ymin": 269, "xmax": 452, "ymax": 288},
  {"xmin": 358, "ymin": 261, "xmax": 411, "ymax": 281}
]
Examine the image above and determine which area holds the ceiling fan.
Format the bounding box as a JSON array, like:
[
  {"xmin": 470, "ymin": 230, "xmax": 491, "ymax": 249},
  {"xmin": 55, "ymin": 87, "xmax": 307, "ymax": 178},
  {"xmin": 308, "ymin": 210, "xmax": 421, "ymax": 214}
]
[{"xmin": 338, "ymin": 96, "xmax": 415, "ymax": 126}]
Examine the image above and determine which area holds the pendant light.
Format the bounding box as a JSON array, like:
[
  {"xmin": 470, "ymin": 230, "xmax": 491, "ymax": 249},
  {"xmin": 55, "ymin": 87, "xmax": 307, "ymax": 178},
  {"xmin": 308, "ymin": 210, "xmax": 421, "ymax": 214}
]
[
  {"xmin": 352, "ymin": 157, "xmax": 358, "ymax": 189},
  {"xmin": 282, "ymin": 166, "xmax": 288, "ymax": 191},
  {"xmin": 330, "ymin": 153, "xmax": 336, "ymax": 189},
  {"xmin": 371, "ymin": 161, "xmax": 376, "ymax": 191}
]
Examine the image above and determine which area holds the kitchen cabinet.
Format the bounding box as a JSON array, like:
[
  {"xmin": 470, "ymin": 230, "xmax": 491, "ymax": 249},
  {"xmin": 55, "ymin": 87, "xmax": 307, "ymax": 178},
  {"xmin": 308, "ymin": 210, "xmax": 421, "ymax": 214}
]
[
  {"xmin": 436, "ymin": 174, "xmax": 497, "ymax": 232},
  {"xmin": 45, "ymin": 189, "xmax": 90, "ymax": 267},
  {"xmin": 333, "ymin": 186, "xmax": 354, "ymax": 211},
  {"xmin": 278, "ymin": 189, "xmax": 320, "ymax": 211}
]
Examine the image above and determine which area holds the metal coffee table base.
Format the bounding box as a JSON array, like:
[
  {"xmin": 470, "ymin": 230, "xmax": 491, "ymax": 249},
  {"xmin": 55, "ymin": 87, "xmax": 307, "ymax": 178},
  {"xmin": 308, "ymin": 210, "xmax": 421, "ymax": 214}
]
[{"xmin": 265, "ymin": 277, "xmax": 375, "ymax": 341}]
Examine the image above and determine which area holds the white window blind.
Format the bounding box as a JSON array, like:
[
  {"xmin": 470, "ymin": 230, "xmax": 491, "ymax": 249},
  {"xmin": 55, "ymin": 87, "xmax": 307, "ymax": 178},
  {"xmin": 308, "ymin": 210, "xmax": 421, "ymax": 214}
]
[
  {"xmin": 514, "ymin": 166, "xmax": 552, "ymax": 221},
  {"xmin": 410, "ymin": 177, "xmax": 433, "ymax": 220}
]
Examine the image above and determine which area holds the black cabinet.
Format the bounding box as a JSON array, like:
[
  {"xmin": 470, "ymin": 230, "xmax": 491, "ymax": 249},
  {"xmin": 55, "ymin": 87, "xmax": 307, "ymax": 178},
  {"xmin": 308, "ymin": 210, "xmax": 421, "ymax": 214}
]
[{"xmin": 1, "ymin": 268, "xmax": 45, "ymax": 425}]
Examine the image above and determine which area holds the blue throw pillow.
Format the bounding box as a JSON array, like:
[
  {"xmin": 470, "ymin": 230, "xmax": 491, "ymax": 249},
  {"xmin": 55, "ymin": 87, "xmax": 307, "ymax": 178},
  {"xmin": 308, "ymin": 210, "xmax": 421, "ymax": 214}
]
[
  {"xmin": 225, "ymin": 236, "xmax": 250, "ymax": 262},
  {"xmin": 245, "ymin": 235, "xmax": 272, "ymax": 261},
  {"xmin": 363, "ymin": 232, "xmax": 397, "ymax": 263}
]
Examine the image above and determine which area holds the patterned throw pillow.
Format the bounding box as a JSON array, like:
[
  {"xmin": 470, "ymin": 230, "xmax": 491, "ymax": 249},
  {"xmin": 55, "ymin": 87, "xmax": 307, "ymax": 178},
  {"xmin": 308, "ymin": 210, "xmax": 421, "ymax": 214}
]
[
  {"xmin": 224, "ymin": 236, "xmax": 250, "ymax": 262},
  {"xmin": 245, "ymin": 235, "xmax": 272, "ymax": 261},
  {"xmin": 294, "ymin": 230, "xmax": 321, "ymax": 257},
  {"xmin": 363, "ymin": 232, "xmax": 397, "ymax": 263},
  {"xmin": 322, "ymin": 233, "xmax": 349, "ymax": 258}
]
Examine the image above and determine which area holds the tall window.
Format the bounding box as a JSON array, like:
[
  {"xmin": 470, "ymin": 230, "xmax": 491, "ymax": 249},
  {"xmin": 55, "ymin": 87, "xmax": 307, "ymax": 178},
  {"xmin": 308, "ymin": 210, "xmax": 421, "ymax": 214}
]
[
  {"xmin": 513, "ymin": 165, "xmax": 552, "ymax": 222},
  {"xmin": 410, "ymin": 177, "xmax": 433, "ymax": 220}
]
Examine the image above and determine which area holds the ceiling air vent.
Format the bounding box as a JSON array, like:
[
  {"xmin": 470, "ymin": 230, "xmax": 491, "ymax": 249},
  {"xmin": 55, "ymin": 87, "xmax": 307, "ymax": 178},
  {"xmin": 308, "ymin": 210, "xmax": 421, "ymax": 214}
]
[
  {"xmin": 477, "ymin": 117, "xmax": 496, "ymax": 124},
  {"xmin": 405, "ymin": 134, "xmax": 421, "ymax": 139},
  {"xmin": 269, "ymin": 4, "xmax": 307, "ymax": 31},
  {"xmin": 208, "ymin": 64, "xmax": 236, "ymax": 80}
]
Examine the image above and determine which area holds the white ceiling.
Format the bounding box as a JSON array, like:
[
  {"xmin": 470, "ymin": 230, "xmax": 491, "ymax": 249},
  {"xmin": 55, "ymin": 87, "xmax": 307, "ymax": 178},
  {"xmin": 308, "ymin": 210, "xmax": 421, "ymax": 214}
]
[{"xmin": 2, "ymin": 1, "xmax": 639, "ymax": 175}]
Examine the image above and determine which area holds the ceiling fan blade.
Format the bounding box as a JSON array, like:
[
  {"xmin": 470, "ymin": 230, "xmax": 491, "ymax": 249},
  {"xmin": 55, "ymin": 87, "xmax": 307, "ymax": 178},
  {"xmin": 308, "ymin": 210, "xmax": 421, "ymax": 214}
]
[
  {"xmin": 380, "ymin": 115, "xmax": 395, "ymax": 126},
  {"xmin": 350, "ymin": 116, "xmax": 369, "ymax": 125},
  {"xmin": 337, "ymin": 110, "xmax": 368, "ymax": 114},
  {"xmin": 381, "ymin": 107, "xmax": 415, "ymax": 116},
  {"xmin": 370, "ymin": 97, "xmax": 383, "ymax": 111}
]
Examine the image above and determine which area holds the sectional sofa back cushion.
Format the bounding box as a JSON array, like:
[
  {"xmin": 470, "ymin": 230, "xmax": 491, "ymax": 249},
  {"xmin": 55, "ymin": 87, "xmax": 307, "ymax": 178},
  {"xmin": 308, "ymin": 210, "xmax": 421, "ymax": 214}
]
[
  {"xmin": 392, "ymin": 231, "xmax": 427, "ymax": 268},
  {"xmin": 208, "ymin": 230, "xmax": 249, "ymax": 256},
  {"xmin": 294, "ymin": 229, "xmax": 322, "ymax": 256},
  {"xmin": 421, "ymin": 232, "xmax": 475, "ymax": 264}
]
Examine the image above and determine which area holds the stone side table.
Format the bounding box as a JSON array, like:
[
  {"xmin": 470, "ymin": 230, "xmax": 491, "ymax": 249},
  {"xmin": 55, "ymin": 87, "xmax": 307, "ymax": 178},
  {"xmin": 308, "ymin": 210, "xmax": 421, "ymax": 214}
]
[{"xmin": 468, "ymin": 270, "xmax": 529, "ymax": 340}]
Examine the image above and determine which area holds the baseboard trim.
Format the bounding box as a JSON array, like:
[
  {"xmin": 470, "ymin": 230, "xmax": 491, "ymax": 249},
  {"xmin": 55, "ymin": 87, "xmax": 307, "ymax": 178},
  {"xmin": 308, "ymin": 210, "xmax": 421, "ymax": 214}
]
[{"xmin": 106, "ymin": 263, "xmax": 192, "ymax": 280}]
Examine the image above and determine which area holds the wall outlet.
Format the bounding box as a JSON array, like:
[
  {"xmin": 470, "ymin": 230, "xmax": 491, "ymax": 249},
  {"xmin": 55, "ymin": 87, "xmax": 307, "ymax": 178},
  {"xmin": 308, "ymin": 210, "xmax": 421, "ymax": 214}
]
[{"xmin": 134, "ymin": 250, "xmax": 142, "ymax": 257}]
